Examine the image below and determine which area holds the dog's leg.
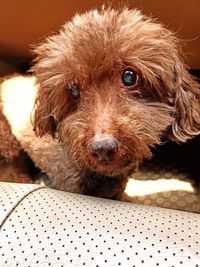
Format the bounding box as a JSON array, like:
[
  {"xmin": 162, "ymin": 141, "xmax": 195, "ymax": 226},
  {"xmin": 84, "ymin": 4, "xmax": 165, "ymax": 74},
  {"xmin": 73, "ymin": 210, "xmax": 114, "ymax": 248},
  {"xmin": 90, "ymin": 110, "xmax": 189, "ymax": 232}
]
[
  {"xmin": 9, "ymin": 151, "xmax": 35, "ymax": 183},
  {"xmin": 0, "ymin": 110, "xmax": 22, "ymax": 160},
  {"xmin": 0, "ymin": 111, "xmax": 33, "ymax": 183}
]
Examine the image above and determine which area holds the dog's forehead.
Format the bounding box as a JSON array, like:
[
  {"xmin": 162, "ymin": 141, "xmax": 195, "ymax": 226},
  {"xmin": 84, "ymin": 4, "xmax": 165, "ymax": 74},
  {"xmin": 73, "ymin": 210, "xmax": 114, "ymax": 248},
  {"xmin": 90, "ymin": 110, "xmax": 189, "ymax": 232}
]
[
  {"xmin": 62, "ymin": 10, "xmax": 148, "ymax": 72},
  {"xmin": 59, "ymin": 8, "xmax": 175, "ymax": 79},
  {"xmin": 33, "ymin": 8, "xmax": 178, "ymax": 90}
]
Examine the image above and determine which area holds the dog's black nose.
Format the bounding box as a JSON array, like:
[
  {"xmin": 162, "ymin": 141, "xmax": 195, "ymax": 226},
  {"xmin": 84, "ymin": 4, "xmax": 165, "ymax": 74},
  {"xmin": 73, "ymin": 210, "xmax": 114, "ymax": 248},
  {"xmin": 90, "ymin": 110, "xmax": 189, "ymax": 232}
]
[{"xmin": 88, "ymin": 137, "xmax": 119, "ymax": 163}]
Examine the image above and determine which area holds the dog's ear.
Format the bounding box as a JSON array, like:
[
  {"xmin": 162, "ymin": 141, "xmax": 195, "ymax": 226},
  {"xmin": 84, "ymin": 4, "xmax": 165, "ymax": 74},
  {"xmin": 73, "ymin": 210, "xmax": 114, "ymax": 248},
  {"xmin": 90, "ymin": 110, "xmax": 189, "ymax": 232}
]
[
  {"xmin": 32, "ymin": 91, "xmax": 58, "ymax": 138},
  {"xmin": 31, "ymin": 36, "xmax": 69, "ymax": 138},
  {"xmin": 169, "ymin": 62, "xmax": 200, "ymax": 142},
  {"xmin": 32, "ymin": 72, "xmax": 69, "ymax": 138}
]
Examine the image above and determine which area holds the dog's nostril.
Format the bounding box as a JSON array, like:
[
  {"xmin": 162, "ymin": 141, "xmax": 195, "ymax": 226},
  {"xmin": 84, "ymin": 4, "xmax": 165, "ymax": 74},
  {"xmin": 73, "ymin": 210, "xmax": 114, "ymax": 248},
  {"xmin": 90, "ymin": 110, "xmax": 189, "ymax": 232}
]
[
  {"xmin": 88, "ymin": 137, "xmax": 119, "ymax": 163},
  {"xmin": 91, "ymin": 152, "xmax": 99, "ymax": 158}
]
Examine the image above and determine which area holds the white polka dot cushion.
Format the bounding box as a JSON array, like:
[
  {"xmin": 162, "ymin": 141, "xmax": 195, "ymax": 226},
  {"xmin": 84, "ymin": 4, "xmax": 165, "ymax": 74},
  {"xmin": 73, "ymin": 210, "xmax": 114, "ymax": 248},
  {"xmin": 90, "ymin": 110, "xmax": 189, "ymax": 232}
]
[{"xmin": 0, "ymin": 182, "xmax": 200, "ymax": 267}]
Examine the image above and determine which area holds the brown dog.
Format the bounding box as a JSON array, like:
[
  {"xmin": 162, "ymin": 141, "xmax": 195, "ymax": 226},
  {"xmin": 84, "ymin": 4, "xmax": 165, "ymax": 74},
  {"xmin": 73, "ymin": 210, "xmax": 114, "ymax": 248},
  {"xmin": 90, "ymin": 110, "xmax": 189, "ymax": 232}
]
[{"xmin": 1, "ymin": 7, "xmax": 200, "ymax": 198}]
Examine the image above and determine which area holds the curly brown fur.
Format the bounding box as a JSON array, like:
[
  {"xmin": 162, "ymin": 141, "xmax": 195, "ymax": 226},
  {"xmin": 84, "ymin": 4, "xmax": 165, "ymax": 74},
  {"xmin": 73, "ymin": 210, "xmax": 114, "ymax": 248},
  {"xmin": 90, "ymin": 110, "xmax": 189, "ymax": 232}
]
[{"xmin": 1, "ymin": 7, "xmax": 200, "ymax": 198}]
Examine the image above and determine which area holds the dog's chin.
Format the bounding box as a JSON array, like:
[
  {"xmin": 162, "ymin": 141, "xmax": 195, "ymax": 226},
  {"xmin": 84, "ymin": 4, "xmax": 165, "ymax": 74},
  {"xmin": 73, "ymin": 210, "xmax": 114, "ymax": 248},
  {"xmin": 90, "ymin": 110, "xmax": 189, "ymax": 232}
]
[{"xmin": 84, "ymin": 161, "xmax": 137, "ymax": 177}]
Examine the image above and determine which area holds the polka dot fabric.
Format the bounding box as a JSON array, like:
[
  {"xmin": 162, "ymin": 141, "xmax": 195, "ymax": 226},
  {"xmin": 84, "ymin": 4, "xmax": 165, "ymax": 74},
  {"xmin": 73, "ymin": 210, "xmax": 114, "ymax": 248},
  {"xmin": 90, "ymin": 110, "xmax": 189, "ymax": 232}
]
[
  {"xmin": 0, "ymin": 182, "xmax": 46, "ymax": 226},
  {"xmin": 0, "ymin": 182, "xmax": 200, "ymax": 267}
]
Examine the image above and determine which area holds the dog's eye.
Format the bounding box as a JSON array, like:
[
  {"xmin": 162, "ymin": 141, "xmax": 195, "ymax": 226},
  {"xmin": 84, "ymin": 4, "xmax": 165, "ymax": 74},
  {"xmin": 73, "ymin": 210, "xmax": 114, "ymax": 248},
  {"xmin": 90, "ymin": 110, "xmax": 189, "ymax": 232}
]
[
  {"xmin": 122, "ymin": 70, "xmax": 138, "ymax": 86},
  {"xmin": 69, "ymin": 83, "xmax": 80, "ymax": 99}
]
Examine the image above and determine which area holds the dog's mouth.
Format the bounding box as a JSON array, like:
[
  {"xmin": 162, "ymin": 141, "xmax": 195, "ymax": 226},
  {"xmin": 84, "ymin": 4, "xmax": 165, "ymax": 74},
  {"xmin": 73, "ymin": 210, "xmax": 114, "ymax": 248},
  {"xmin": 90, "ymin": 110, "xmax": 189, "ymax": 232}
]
[{"xmin": 85, "ymin": 150, "xmax": 137, "ymax": 176}]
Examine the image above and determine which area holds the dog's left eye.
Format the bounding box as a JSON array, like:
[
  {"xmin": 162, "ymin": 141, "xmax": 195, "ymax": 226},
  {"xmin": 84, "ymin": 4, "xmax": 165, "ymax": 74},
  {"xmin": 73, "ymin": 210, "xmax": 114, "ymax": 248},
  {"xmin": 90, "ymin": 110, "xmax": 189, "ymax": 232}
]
[
  {"xmin": 69, "ymin": 83, "xmax": 80, "ymax": 99},
  {"xmin": 122, "ymin": 69, "xmax": 138, "ymax": 87}
]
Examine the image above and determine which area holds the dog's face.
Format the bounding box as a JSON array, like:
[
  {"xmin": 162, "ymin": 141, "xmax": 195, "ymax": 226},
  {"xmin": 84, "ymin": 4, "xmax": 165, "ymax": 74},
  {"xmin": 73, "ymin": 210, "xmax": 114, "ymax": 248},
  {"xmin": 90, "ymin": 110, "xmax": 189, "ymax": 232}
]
[{"xmin": 32, "ymin": 8, "xmax": 200, "ymax": 176}]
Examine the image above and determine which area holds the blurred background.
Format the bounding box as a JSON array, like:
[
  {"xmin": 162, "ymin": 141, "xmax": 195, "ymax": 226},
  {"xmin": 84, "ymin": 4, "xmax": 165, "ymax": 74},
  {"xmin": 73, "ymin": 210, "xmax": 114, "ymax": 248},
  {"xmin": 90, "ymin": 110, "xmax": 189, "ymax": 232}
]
[{"xmin": 0, "ymin": 0, "xmax": 200, "ymax": 72}]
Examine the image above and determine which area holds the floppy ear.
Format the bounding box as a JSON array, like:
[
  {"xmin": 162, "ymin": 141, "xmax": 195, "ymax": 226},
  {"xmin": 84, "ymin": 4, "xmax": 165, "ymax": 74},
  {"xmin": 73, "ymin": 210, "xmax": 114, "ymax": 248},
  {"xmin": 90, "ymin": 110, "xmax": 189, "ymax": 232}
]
[
  {"xmin": 169, "ymin": 62, "xmax": 200, "ymax": 142},
  {"xmin": 31, "ymin": 34, "xmax": 70, "ymax": 138},
  {"xmin": 32, "ymin": 90, "xmax": 58, "ymax": 138}
]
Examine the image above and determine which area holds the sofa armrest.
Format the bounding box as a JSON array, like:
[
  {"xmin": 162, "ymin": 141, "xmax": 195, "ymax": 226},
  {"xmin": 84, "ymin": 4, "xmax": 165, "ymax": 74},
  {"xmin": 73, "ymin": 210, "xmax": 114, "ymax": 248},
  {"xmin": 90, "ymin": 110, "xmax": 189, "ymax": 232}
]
[{"xmin": 0, "ymin": 182, "xmax": 200, "ymax": 266}]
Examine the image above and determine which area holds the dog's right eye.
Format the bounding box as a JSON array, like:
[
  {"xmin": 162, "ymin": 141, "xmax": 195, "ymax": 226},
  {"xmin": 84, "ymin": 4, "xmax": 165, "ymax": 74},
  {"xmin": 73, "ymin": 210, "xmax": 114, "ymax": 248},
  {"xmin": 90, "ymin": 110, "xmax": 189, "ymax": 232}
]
[
  {"xmin": 122, "ymin": 69, "xmax": 138, "ymax": 87},
  {"xmin": 69, "ymin": 83, "xmax": 80, "ymax": 99}
]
